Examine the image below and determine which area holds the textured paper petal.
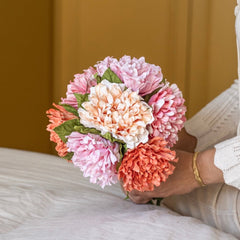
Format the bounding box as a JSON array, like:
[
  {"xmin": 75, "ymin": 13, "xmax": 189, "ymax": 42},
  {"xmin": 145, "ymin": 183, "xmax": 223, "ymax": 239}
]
[{"xmin": 78, "ymin": 81, "xmax": 154, "ymax": 148}]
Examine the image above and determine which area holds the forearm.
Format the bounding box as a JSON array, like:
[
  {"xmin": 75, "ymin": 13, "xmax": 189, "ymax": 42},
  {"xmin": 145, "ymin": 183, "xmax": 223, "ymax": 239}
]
[{"xmin": 197, "ymin": 148, "xmax": 224, "ymax": 185}]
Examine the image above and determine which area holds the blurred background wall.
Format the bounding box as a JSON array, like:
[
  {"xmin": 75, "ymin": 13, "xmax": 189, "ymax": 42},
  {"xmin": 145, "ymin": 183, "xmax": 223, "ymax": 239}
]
[{"xmin": 0, "ymin": 0, "xmax": 237, "ymax": 154}]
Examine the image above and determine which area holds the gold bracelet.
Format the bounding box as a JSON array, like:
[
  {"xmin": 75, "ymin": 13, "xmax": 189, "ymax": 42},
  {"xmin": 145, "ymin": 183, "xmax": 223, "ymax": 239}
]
[{"xmin": 192, "ymin": 152, "xmax": 206, "ymax": 187}]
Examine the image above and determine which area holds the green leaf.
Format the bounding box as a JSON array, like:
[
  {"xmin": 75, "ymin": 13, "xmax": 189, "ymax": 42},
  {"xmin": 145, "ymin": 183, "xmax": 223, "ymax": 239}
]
[
  {"xmin": 143, "ymin": 78, "xmax": 166, "ymax": 103},
  {"xmin": 116, "ymin": 161, "xmax": 122, "ymax": 171},
  {"xmin": 143, "ymin": 87, "xmax": 161, "ymax": 103},
  {"xmin": 117, "ymin": 143, "xmax": 128, "ymax": 170},
  {"xmin": 119, "ymin": 144, "xmax": 124, "ymax": 161},
  {"xmin": 101, "ymin": 68, "xmax": 122, "ymax": 84},
  {"xmin": 122, "ymin": 143, "xmax": 128, "ymax": 155},
  {"xmin": 124, "ymin": 192, "xmax": 129, "ymax": 200},
  {"xmin": 54, "ymin": 119, "xmax": 80, "ymax": 143},
  {"xmin": 63, "ymin": 152, "xmax": 74, "ymax": 161},
  {"xmin": 59, "ymin": 104, "xmax": 79, "ymax": 117},
  {"xmin": 94, "ymin": 73, "xmax": 102, "ymax": 84},
  {"xmin": 118, "ymin": 143, "xmax": 127, "ymax": 161},
  {"xmin": 74, "ymin": 93, "xmax": 89, "ymax": 109},
  {"xmin": 101, "ymin": 132, "xmax": 124, "ymax": 144},
  {"xmin": 74, "ymin": 124, "xmax": 101, "ymax": 135},
  {"xmin": 74, "ymin": 123, "xmax": 122, "ymax": 143}
]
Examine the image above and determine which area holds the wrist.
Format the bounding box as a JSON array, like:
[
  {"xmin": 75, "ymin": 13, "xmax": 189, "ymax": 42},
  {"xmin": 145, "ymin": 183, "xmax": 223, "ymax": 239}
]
[
  {"xmin": 197, "ymin": 148, "xmax": 224, "ymax": 185},
  {"xmin": 174, "ymin": 128, "xmax": 197, "ymax": 153}
]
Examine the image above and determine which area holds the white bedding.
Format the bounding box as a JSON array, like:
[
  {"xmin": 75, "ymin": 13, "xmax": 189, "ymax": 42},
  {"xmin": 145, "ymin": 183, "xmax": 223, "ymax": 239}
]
[{"xmin": 0, "ymin": 148, "xmax": 237, "ymax": 240}]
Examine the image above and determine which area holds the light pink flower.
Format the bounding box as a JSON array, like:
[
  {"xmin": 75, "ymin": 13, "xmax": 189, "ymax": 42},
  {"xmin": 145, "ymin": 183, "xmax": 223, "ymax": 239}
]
[
  {"xmin": 61, "ymin": 67, "xmax": 97, "ymax": 109},
  {"xmin": 95, "ymin": 56, "xmax": 119, "ymax": 76},
  {"xmin": 148, "ymin": 84, "xmax": 186, "ymax": 147},
  {"xmin": 95, "ymin": 55, "xmax": 163, "ymax": 96},
  {"xmin": 66, "ymin": 132, "xmax": 120, "ymax": 188},
  {"xmin": 78, "ymin": 80, "xmax": 154, "ymax": 149}
]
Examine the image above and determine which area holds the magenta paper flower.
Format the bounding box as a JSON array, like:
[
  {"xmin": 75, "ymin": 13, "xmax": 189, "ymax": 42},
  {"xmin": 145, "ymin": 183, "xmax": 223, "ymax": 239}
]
[
  {"xmin": 66, "ymin": 132, "xmax": 120, "ymax": 188},
  {"xmin": 61, "ymin": 67, "xmax": 97, "ymax": 109},
  {"xmin": 95, "ymin": 55, "xmax": 164, "ymax": 96},
  {"xmin": 148, "ymin": 84, "xmax": 186, "ymax": 147}
]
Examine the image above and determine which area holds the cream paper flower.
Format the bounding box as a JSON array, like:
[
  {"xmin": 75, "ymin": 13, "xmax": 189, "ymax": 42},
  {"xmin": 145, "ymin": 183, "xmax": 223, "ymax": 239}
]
[{"xmin": 78, "ymin": 80, "xmax": 154, "ymax": 149}]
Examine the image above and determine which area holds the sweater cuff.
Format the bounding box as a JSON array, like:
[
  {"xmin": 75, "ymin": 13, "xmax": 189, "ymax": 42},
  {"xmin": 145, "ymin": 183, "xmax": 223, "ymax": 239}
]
[{"xmin": 214, "ymin": 136, "xmax": 240, "ymax": 190}]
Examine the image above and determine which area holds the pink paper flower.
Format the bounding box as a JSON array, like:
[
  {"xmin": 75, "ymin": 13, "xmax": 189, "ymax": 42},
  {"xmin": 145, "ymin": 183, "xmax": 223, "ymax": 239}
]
[
  {"xmin": 95, "ymin": 55, "xmax": 164, "ymax": 96},
  {"xmin": 66, "ymin": 132, "xmax": 120, "ymax": 188},
  {"xmin": 148, "ymin": 84, "xmax": 186, "ymax": 147},
  {"xmin": 61, "ymin": 67, "xmax": 97, "ymax": 109},
  {"xmin": 95, "ymin": 56, "xmax": 119, "ymax": 76}
]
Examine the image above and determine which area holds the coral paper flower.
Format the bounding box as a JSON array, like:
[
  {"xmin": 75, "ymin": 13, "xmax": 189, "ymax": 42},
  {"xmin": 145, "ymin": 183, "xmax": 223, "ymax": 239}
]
[
  {"xmin": 61, "ymin": 67, "xmax": 97, "ymax": 109},
  {"xmin": 95, "ymin": 55, "xmax": 164, "ymax": 96},
  {"xmin": 78, "ymin": 80, "xmax": 154, "ymax": 149},
  {"xmin": 67, "ymin": 132, "xmax": 120, "ymax": 188},
  {"xmin": 46, "ymin": 103, "xmax": 78, "ymax": 157},
  {"xmin": 118, "ymin": 137, "xmax": 178, "ymax": 192},
  {"xmin": 148, "ymin": 84, "xmax": 186, "ymax": 147}
]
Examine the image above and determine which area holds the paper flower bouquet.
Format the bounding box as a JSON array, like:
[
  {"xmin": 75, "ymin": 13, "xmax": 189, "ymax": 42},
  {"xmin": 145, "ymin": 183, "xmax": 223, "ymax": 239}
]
[{"xmin": 46, "ymin": 56, "xmax": 186, "ymax": 192}]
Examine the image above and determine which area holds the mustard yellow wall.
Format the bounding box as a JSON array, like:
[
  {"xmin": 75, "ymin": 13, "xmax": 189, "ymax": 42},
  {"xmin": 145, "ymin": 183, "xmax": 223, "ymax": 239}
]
[
  {"xmin": 53, "ymin": 0, "xmax": 189, "ymax": 104},
  {"xmin": 0, "ymin": 0, "xmax": 238, "ymax": 154},
  {"xmin": 187, "ymin": 0, "xmax": 237, "ymax": 116},
  {"xmin": 0, "ymin": 1, "xmax": 52, "ymax": 153},
  {"xmin": 54, "ymin": 0, "xmax": 238, "ymax": 116}
]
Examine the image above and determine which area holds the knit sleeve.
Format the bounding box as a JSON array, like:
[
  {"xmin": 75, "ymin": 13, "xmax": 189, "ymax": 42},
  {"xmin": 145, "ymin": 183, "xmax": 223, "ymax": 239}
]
[
  {"xmin": 214, "ymin": 136, "xmax": 240, "ymax": 189},
  {"xmin": 184, "ymin": 80, "xmax": 239, "ymax": 152}
]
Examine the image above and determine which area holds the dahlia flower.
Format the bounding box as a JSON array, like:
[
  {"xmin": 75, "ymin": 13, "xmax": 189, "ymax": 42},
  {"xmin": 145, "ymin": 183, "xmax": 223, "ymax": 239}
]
[
  {"xmin": 118, "ymin": 137, "xmax": 178, "ymax": 192},
  {"xmin": 95, "ymin": 55, "xmax": 163, "ymax": 96},
  {"xmin": 46, "ymin": 104, "xmax": 78, "ymax": 157},
  {"xmin": 67, "ymin": 132, "xmax": 120, "ymax": 188},
  {"xmin": 78, "ymin": 80, "xmax": 154, "ymax": 149},
  {"xmin": 148, "ymin": 84, "xmax": 186, "ymax": 147},
  {"xmin": 61, "ymin": 67, "xmax": 97, "ymax": 109}
]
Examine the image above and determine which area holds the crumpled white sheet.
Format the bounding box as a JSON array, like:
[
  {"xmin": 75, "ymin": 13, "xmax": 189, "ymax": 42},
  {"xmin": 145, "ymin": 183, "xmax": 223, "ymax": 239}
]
[{"xmin": 0, "ymin": 148, "xmax": 237, "ymax": 240}]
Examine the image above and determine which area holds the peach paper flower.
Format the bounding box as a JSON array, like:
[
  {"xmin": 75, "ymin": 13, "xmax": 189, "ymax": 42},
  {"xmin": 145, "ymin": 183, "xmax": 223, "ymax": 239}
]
[
  {"xmin": 46, "ymin": 103, "xmax": 78, "ymax": 157},
  {"xmin": 78, "ymin": 80, "xmax": 154, "ymax": 149},
  {"xmin": 118, "ymin": 137, "xmax": 178, "ymax": 192}
]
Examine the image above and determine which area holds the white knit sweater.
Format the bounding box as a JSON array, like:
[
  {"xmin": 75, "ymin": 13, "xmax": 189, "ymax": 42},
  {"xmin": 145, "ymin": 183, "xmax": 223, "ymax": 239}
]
[{"xmin": 184, "ymin": 1, "xmax": 240, "ymax": 190}]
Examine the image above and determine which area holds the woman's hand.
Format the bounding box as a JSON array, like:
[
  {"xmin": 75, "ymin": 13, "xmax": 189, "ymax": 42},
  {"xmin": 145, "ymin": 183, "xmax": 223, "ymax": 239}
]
[
  {"xmin": 121, "ymin": 150, "xmax": 198, "ymax": 203},
  {"xmin": 120, "ymin": 148, "xmax": 224, "ymax": 204}
]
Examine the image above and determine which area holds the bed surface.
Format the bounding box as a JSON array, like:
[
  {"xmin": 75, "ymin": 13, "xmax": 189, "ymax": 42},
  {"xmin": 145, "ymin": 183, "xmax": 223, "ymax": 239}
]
[{"xmin": 0, "ymin": 147, "xmax": 237, "ymax": 240}]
